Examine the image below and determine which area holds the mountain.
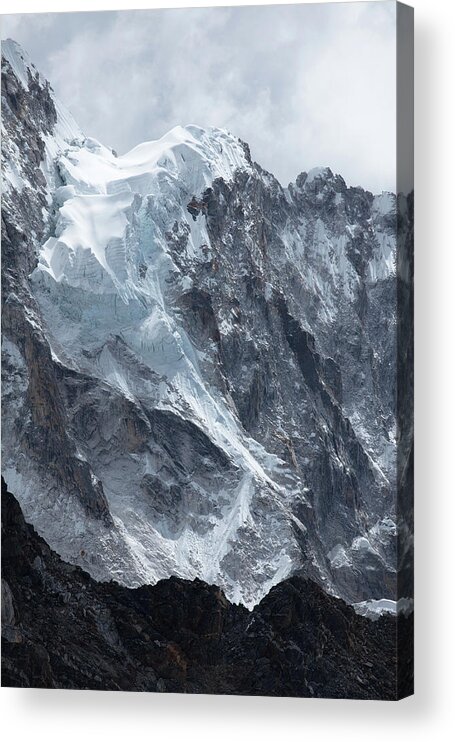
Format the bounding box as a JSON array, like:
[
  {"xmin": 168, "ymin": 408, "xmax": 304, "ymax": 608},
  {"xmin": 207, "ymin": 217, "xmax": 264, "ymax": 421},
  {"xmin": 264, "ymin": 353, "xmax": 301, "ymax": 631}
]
[
  {"xmin": 1, "ymin": 478, "xmax": 413, "ymax": 698},
  {"xmin": 1, "ymin": 39, "xmax": 412, "ymax": 613}
]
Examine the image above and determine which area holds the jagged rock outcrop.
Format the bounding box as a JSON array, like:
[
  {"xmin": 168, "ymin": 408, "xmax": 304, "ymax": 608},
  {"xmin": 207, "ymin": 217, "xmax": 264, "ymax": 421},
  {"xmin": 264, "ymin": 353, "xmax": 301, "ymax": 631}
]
[{"xmin": 1, "ymin": 479, "xmax": 413, "ymax": 698}]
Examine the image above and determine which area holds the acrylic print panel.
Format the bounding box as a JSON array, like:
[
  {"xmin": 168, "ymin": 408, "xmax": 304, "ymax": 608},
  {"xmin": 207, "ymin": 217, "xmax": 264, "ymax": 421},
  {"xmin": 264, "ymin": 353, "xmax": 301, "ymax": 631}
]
[{"xmin": 1, "ymin": 1, "xmax": 414, "ymax": 699}]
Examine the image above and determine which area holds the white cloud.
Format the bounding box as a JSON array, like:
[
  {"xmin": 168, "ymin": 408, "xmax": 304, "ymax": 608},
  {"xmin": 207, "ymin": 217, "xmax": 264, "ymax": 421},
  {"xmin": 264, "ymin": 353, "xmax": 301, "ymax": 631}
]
[{"xmin": 1, "ymin": 2, "xmax": 396, "ymax": 192}]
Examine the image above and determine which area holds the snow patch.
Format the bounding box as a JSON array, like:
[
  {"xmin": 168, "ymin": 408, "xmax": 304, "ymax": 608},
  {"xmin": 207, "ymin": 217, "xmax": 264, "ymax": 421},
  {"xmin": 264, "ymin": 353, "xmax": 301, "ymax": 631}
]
[{"xmin": 354, "ymin": 597, "xmax": 414, "ymax": 621}]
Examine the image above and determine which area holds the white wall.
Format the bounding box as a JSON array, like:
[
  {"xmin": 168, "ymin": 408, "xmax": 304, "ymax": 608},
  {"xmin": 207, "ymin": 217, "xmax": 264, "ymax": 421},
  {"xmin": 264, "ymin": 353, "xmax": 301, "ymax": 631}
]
[{"xmin": 1, "ymin": 1, "xmax": 454, "ymax": 740}]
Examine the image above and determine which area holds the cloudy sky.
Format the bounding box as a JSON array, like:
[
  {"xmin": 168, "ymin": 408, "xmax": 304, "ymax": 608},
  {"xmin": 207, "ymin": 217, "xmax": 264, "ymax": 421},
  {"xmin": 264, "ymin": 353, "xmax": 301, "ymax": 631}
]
[{"xmin": 2, "ymin": 2, "xmax": 396, "ymax": 192}]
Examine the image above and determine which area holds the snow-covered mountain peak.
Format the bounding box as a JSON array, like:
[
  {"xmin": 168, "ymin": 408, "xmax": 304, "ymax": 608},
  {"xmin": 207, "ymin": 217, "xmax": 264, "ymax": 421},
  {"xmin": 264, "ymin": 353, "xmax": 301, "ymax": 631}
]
[
  {"xmin": 306, "ymin": 166, "xmax": 335, "ymax": 184},
  {"xmin": 54, "ymin": 123, "xmax": 252, "ymax": 195},
  {"xmin": 1, "ymin": 38, "xmax": 42, "ymax": 91},
  {"xmin": 1, "ymin": 39, "xmax": 82, "ymax": 197},
  {"xmin": 1, "ymin": 38, "xmax": 81, "ymax": 143},
  {"xmin": 2, "ymin": 40, "xmax": 410, "ymax": 610},
  {"xmin": 292, "ymin": 166, "xmax": 349, "ymax": 195},
  {"xmin": 32, "ymin": 121, "xmax": 253, "ymax": 294}
]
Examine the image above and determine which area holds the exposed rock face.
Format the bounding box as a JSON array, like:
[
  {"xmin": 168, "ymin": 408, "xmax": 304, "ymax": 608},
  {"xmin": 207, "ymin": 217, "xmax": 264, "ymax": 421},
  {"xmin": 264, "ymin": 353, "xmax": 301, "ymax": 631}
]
[
  {"xmin": 1, "ymin": 479, "xmax": 413, "ymax": 698},
  {"xmin": 1, "ymin": 39, "xmax": 411, "ymax": 613},
  {"xmin": 1, "ymin": 40, "xmax": 112, "ymax": 526}
]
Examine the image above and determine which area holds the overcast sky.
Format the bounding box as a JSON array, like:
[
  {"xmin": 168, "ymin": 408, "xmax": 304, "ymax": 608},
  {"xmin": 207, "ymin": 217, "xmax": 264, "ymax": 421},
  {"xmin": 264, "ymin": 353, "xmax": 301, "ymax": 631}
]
[{"xmin": 2, "ymin": 3, "xmax": 396, "ymax": 192}]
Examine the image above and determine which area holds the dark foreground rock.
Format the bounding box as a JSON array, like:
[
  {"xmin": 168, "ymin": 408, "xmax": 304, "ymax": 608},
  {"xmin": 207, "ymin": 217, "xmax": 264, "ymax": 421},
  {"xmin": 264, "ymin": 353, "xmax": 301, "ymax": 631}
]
[{"xmin": 1, "ymin": 479, "xmax": 413, "ymax": 698}]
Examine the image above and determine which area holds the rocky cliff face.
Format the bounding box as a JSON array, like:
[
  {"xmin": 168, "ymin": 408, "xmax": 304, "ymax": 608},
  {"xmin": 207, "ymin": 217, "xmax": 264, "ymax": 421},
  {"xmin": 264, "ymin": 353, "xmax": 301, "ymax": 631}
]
[
  {"xmin": 1, "ymin": 39, "xmax": 410, "ymax": 611},
  {"xmin": 1, "ymin": 479, "xmax": 413, "ymax": 698}
]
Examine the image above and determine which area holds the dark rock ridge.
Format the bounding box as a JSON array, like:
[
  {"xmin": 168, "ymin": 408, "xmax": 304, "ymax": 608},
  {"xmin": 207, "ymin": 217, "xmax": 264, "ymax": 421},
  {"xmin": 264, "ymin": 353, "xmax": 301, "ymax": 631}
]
[{"xmin": 1, "ymin": 479, "xmax": 413, "ymax": 698}]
